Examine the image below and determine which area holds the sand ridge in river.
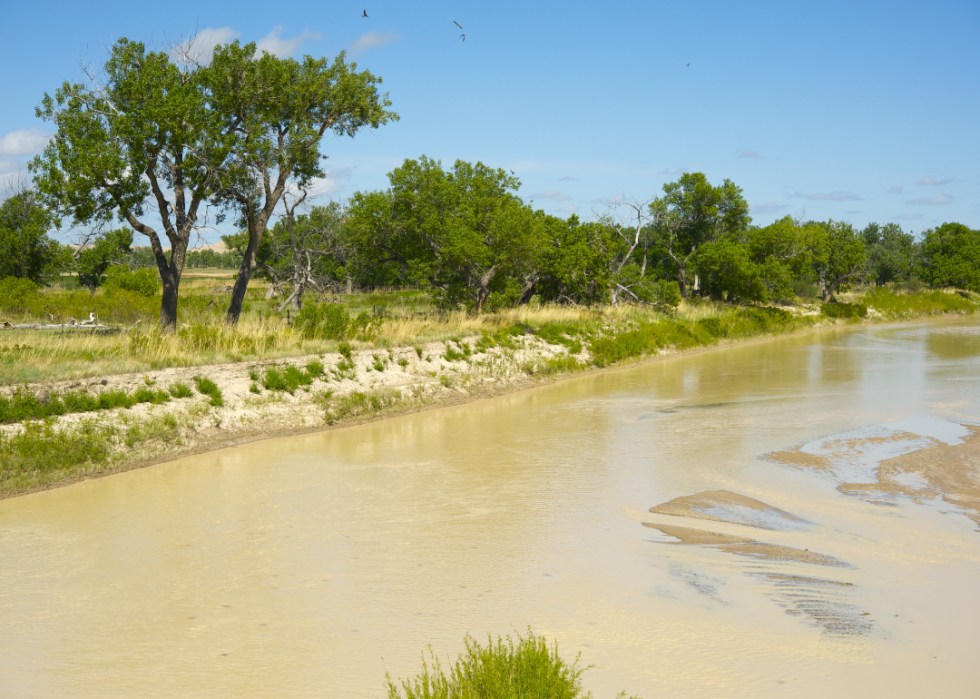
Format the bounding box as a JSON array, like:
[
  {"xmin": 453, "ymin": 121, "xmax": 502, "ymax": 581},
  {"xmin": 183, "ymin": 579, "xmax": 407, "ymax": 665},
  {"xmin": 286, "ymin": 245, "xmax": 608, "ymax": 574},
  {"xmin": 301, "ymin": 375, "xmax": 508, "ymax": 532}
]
[
  {"xmin": 767, "ymin": 421, "xmax": 980, "ymax": 526},
  {"xmin": 648, "ymin": 489, "xmax": 808, "ymax": 530}
]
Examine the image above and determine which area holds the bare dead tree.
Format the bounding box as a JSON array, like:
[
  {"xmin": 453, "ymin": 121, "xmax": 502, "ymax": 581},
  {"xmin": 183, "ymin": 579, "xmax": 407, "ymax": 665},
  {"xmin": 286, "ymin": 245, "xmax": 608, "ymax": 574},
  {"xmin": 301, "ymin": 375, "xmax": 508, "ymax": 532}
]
[{"xmin": 595, "ymin": 196, "xmax": 662, "ymax": 306}]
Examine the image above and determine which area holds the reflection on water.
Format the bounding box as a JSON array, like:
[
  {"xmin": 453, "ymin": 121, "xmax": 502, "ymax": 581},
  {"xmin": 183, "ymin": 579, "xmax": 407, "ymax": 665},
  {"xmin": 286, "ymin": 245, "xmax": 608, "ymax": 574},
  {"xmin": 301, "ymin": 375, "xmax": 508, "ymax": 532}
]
[{"xmin": 1, "ymin": 318, "xmax": 979, "ymax": 698}]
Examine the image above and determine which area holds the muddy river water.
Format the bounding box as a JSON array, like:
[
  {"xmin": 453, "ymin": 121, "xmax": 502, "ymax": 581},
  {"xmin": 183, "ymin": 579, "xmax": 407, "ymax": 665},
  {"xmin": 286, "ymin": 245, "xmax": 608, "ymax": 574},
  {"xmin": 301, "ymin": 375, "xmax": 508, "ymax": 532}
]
[{"xmin": 2, "ymin": 319, "xmax": 980, "ymax": 698}]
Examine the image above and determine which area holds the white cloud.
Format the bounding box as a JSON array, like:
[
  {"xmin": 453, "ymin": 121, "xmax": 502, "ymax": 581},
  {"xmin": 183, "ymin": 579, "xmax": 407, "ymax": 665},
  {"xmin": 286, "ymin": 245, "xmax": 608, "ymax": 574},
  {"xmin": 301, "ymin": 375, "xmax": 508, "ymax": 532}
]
[
  {"xmin": 0, "ymin": 128, "xmax": 50, "ymax": 157},
  {"xmin": 558, "ymin": 204, "xmax": 577, "ymax": 214},
  {"xmin": 531, "ymin": 190, "xmax": 571, "ymax": 202},
  {"xmin": 350, "ymin": 31, "xmax": 399, "ymax": 56},
  {"xmin": 0, "ymin": 156, "xmax": 23, "ymax": 174},
  {"xmin": 907, "ymin": 194, "xmax": 952, "ymax": 206},
  {"xmin": 887, "ymin": 186, "xmax": 904, "ymax": 194},
  {"xmin": 170, "ymin": 27, "xmax": 240, "ymax": 65},
  {"xmin": 793, "ymin": 191, "xmax": 861, "ymax": 201},
  {"xmin": 750, "ymin": 202, "xmax": 789, "ymax": 215},
  {"xmin": 738, "ymin": 150, "xmax": 761, "ymax": 159},
  {"xmin": 917, "ymin": 175, "xmax": 951, "ymax": 186},
  {"xmin": 305, "ymin": 167, "xmax": 354, "ymax": 198},
  {"xmin": 894, "ymin": 213, "xmax": 922, "ymax": 221},
  {"xmin": 558, "ymin": 176, "xmax": 577, "ymax": 182},
  {"xmin": 660, "ymin": 168, "xmax": 688, "ymax": 175},
  {"xmin": 257, "ymin": 26, "xmax": 323, "ymax": 57}
]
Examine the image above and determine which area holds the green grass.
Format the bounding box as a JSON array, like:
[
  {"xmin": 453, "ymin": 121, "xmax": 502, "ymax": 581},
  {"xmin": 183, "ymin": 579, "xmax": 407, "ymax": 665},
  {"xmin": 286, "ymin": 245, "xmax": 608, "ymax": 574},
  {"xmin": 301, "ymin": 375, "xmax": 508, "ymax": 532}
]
[
  {"xmin": 321, "ymin": 387, "xmax": 407, "ymax": 425},
  {"xmin": 192, "ymin": 375, "xmax": 224, "ymax": 407},
  {"xmin": 863, "ymin": 288, "xmax": 976, "ymax": 316},
  {"xmin": 0, "ymin": 419, "xmax": 115, "ymax": 490},
  {"xmin": 385, "ymin": 629, "xmax": 638, "ymax": 699},
  {"xmin": 262, "ymin": 364, "xmax": 315, "ymax": 394},
  {"xmin": 0, "ymin": 383, "xmax": 192, "ymax": 424}
]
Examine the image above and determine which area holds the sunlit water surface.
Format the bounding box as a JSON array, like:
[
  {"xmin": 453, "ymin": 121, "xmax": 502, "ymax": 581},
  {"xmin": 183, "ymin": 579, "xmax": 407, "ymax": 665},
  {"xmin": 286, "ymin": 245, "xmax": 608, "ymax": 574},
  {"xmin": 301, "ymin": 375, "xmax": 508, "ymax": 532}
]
[{"xmin": 2, "ymin": 318, "xmax": 979, "ymax": 698}]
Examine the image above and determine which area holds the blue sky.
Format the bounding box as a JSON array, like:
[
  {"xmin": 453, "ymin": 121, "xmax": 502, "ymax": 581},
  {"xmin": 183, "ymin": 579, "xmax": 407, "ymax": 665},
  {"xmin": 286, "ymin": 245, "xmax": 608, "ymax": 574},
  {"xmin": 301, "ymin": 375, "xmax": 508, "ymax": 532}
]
[{"xmin": 1, "ymin": 0, "xmax": 977, "ymax": 244}]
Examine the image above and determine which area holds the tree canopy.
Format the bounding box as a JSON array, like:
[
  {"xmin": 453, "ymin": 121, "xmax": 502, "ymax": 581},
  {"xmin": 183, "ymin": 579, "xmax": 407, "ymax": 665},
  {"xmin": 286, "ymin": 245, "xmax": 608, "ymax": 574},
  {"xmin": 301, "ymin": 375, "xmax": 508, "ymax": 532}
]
[{"xmin": 30, "ymin": 36, "xmax": 396, "ymax": 331}]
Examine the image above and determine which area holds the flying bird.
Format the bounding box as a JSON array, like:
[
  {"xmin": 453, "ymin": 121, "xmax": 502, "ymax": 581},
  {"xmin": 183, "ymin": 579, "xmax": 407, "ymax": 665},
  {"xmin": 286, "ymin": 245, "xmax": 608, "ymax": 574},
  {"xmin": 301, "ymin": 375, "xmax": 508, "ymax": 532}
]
[
  {"xmin": 454, "ymin": 20, "xmax": 463, "ymax": 29},
  {"xmin": 460, "ymin": 34, "xmax": 466, "ymax": 42},
  {"xmin": 510, "ymin": 169, "xmax": 515, "ymax": 175},
  {"xmin": 362, "ymin": 10, "xmax": 368, "ymax": 17},
  {"xmin": 686, "ymin": 63, "xmax": 690, "ymax": 67}
]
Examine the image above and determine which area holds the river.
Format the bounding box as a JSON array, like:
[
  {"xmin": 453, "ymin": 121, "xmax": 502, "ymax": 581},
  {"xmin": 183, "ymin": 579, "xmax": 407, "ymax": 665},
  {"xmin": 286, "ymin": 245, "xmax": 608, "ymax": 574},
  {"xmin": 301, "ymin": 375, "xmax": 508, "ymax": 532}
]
[{"xmin": 1, "ymin": 318, "xmax": 979, "ymax": 698}]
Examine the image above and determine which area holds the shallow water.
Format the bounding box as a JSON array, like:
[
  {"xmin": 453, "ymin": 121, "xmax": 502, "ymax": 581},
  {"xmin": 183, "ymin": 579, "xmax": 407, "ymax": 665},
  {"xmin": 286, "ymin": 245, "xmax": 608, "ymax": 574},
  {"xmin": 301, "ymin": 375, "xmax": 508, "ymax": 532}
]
[{"xmin": 2, "ymin": 318, "xmax": 980, "ymax": 698}]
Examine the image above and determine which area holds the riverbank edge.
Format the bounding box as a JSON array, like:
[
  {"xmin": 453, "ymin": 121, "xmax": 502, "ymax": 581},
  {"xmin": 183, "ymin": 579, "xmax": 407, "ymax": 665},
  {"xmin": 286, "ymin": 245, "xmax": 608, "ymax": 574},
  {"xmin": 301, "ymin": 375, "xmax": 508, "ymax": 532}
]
[{"xmin": 2, "ymin": 308, "xmax": 975, "ymax": 501}]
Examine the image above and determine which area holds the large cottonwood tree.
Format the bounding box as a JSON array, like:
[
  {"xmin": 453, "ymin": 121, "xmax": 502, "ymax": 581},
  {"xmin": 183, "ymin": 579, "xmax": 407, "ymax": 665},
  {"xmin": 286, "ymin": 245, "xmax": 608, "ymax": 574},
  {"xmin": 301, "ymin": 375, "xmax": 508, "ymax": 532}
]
[{"xmin": 31, "ymin": 37, "xmax": 396, "ymax": 332}]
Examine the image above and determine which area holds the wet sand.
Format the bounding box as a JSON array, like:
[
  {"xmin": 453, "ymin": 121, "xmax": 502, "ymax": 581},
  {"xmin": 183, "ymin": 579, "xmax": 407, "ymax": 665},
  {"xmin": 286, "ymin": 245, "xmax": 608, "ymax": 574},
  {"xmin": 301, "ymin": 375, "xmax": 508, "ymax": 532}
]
[{"xmin": 649, "ymin": 489, "xmax": 807, "ymax": 530}]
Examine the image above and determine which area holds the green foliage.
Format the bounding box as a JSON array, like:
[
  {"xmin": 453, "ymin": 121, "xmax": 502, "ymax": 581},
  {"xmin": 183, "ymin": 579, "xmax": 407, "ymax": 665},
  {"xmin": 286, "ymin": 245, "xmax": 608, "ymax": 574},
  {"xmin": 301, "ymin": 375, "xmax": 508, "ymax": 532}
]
[
  {"xmin": 0, "ymin": 382, "xmax": 193, "ymax": 424},
  {"xmin": 168, "ymin": 382, "xmax": 193, "ymax": 399},
  {"xmin": 76, "ymin": 228, "xmax": 133, "ymax": 292},
  {"xmin": 694, "ymin": 239, "xmax": 769, "ymax": 303},
  {"xmin": 295, "ymin": 302, "xmax": 383, "ymax": 340},
  {"xmin": 322, "ymin": 388, "xmax": 404, "ymax": 424},
  {"xmin": 444, "ymin": 341, "xmax": 472, "ymax": 362},
  {"xmin": 0, "ymin": 190, "xmax": 68, "ymax": 284},
  {"xmin": 813, "ymin": 221, "xmax": 866, "ymax": 300},
  {"xmin": 338, "ymin": 341, "xmax": 354, "ymax": 359},
  {"xmin": 920, "ymin": 222, "xmax": 980, "ymax": 292},
  {"xmin": 306, "ymin": 359, "xmax": 325, "ymax": 378},
  {"xmin": 385, "ymin": 630, "xmax": 597, "ymax": 699},
  {"xmin": 262, "ymin": 364, "xmax": 315, "ymax": 394},
  {"xmin": 192, "ymin": 375, "xmax": 224, "ymax": 407},
  {"xmin": 861, "ymin": 223, "xmax": 917, "ymax": 286},
  {"xmin": 821, "ymin": 302, "xmax": 868, "ymax": 319},
  {"xmin": 348, "ymin": 156, "xmax": 548, "ymax": 312},
  {"xmin": 0, "ymin": 419, "xmax": 113, "ymax": 480},
  {"xmin": 103, "ymin": 265, "xmax": 158, "ymax": 297},
  {"xmin": 864, "ymin": 288, "xmax": 976, "ymax": 316}
]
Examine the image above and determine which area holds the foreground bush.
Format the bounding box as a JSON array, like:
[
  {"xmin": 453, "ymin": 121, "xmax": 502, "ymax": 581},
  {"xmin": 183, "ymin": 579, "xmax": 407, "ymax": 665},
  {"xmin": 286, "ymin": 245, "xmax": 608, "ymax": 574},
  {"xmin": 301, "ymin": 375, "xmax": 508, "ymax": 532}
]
[{"xmin": 385, "ymin": 629, "xmax": 636, "ymax": 699}]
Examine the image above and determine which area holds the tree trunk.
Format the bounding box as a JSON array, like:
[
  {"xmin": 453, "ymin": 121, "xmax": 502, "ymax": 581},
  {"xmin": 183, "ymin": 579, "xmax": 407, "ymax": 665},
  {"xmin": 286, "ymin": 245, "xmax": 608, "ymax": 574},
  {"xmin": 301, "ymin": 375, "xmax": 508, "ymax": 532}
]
[
  {"xmin": 676, "ymin": 263, "xmax": 689, "ymax": 298},
  {"xmin": 160, "ymin": 270, "xmax": 179, "ymax": 333},
  {"xmin": 226, "ymin": 254, "xmax": 255, "ymax": 325}
]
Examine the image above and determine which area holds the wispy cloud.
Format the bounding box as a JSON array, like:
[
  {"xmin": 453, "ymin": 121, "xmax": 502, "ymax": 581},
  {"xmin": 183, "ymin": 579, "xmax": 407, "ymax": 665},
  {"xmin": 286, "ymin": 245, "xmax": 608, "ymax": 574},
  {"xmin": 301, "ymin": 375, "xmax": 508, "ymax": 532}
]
[
  {"xmin": 917, "ymin": 175, "xmax": 951, "ymax": 186},
  {"xmin": 170, "ymin": 27, "xmax": 240, "ymax": 65},
  {"xmin": 350, "ymin": 31, "xmax": 398, "ymax": 55},
  {"xmin": 558, "ymin": 176, "xmax": 577, "ymax": 182},
  {"xmin": 738, "ymin": 149, "xmax": 761, "ymax": 159},
  {"xmin": 793, "ymin": 191, "xmax": 861, "ymax": 201},
  {"xmin": 531, "ymin": 190, "xmax": 571, "ymax": 202},
  {"xmin": 750, "ymin": 202, "xmax": 789, "ymax": 215},
  {"xmin": 846, "ymin": 210, "xmax": 861, "ymax": 214},
  {"xmin": 257, "ymin": 26, "xmax": 323, "ymax": 57},
  {"xmin": 887, "ymin": 186, "xmax": 904, "ymax": 194},
  {"xmin": 0, "ymin": 128, "xmax": 50, "ymax": 157},
  {"xmin": 893, "ymin": 213, "xmax": 922, "ymax": 221},
  {"xmin": 660, "ymin": 168, "xmax": 688, "ymax": 176},
  {"xmin": 907, "ymin": 193, "xmax": 952, "ymax": 206},
  {"xmin": 558, "ymin": 204, "xmax": 577, "ymax": 214},
  {"xmin": 304, "ymin": 167, "xmax": 354, "ymax": 198}
]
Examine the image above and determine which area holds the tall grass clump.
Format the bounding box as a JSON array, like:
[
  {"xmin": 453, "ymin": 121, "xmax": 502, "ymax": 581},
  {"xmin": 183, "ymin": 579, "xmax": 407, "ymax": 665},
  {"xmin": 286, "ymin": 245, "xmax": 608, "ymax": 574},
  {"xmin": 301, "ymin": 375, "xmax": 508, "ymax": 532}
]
[
  {"xmin": 864, "ymin": 288, "xmax": 977, "ymax": 317},
  {"xmin": 262, "ymin": 364, "xmax": 314, "ymax": 394},
  {"xmin": 0, "ymin": 384, "xmax": 191, "ymax": 424},
  {"xmin": 385, "ymin": 629, "xmax": 637, "ymax": 699},
  {"xmin": 821, "ymin": 302, "xmax": 867, "ymax": 320}
]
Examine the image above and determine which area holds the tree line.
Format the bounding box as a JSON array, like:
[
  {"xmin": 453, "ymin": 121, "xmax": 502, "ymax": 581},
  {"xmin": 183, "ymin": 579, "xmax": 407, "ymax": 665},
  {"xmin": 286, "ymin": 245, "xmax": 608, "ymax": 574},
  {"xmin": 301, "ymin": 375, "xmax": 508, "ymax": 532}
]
[{"xmin": 1, "ymin": 37, "xmax": 977, "ymax": 331}]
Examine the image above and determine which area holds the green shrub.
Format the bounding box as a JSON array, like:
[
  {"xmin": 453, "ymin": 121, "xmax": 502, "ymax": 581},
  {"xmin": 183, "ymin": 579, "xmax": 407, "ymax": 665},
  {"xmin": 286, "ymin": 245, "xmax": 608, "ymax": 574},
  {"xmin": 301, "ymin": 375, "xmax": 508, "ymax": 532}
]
[
  {"xmin": 169, "ymin": 382, "xmax": 193, "ymax": 399},
  {"xmin": 385, "ymin": 630, "xmax": 610, "ymax": 699},
  {"xmin": 192, "ymin": 375, "xmax": 224, "ymax": 406},
  {"xmin": 863, "ymin": 288, "xmax": 975, "ymax": 317},
  {"xmin": 322, "ymin": 388, "xmax": 404, "ymax": 425},
  {"xmin": 821, "ymin": 302, "xmax": 867, "ymax": 319},
  {"xmin": 262, "ymin": 364, "xmax": 313, "ymax": 394},
  {"xmin": 306, "ymin": 359, "xmax": 325, "ymax": 378},
  {"xmin": 338, "ymin": 341, "xmax": 354, "ymax": 360},
  {"xmin": 295, "ymin": 302, "xmax": 350, "ymax": 340},
  {"xmin": 103, "ymin": 265, "xmax": 159, "ymax": 298}
]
